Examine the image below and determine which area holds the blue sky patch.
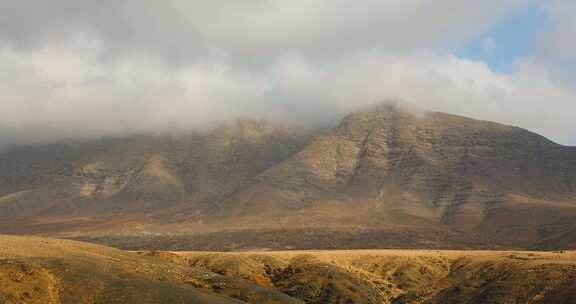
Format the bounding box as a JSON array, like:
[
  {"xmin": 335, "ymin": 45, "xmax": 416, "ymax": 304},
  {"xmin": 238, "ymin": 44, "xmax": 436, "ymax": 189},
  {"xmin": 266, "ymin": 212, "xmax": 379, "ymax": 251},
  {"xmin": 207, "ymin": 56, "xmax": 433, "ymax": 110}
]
[{"xmin": 458, "ymin": 3, "xmax": 550, "ymax": 74}]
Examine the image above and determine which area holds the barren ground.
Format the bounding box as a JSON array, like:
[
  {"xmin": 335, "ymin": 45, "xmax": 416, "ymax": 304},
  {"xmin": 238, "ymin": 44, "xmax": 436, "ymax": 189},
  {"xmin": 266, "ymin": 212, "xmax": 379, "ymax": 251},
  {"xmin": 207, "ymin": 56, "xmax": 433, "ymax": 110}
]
[{"xmin": 2, "ymin": 235, "xmax": 576, "ymax": 303}]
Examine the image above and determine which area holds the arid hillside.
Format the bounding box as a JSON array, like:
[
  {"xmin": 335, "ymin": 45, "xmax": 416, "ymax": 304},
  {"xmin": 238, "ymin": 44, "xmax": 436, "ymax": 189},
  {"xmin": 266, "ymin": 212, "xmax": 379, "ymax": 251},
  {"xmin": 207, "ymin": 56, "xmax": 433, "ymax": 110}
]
[
  {"xmin": 162, "ymin": 249, "xmax": 576, "ymax": 304},
  {"xmin": 0, "ymin": 235, "xmax": 304, "ymax": 304},
  {"xmin": 1, "ymin": 104, "xmax": 576, "ymax": 250},
  {"xmin": 1, "ymin": 235, "xmax": 576, "ymax": 304}
]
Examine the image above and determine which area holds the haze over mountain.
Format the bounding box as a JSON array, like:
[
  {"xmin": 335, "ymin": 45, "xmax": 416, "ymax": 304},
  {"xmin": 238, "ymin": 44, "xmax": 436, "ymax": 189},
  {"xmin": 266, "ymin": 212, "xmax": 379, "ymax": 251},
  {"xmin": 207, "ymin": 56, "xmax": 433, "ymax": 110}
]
[{"xmin": 1, "ymin": 104, "xmax": 575, "ymax": 250}]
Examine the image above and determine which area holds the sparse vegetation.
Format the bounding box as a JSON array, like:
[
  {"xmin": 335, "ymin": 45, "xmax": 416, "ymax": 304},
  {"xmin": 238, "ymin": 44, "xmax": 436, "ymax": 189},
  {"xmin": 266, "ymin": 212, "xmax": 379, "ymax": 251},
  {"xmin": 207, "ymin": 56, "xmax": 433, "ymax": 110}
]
[{"xmin": 2, "ymin": 236, "xmax": 576, "ymax": 303}]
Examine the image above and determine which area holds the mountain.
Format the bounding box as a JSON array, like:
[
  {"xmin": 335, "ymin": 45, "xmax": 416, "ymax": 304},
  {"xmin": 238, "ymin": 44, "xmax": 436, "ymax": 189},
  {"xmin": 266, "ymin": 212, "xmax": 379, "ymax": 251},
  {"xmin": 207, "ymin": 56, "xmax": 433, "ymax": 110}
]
[
  {"xmin": 0, "ymin": 119, "xmax": 313, "ymax": 236},
  {"xmin": 2, "ymin": 235, "xmax": 576, "ymax": 304},
  {"xmin": 1, "ymin": 104, "xmax": 576, "ymax": 250}
]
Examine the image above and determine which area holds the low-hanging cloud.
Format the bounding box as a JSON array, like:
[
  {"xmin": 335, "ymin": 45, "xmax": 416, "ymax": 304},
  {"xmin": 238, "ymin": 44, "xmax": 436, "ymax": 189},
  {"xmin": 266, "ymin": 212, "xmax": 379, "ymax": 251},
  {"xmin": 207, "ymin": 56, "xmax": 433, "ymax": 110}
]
[{"xmin": 0, "ymin": 0, "xmax": 575, "ymax": 146}]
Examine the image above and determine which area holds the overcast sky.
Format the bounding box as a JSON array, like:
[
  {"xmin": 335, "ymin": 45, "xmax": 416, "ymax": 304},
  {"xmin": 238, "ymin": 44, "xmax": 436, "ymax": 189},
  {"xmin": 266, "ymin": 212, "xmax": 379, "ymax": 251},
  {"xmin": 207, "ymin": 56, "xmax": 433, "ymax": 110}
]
[{"xmin": 0, "ymin": 0, "xmax": 575, "ymax": 146}]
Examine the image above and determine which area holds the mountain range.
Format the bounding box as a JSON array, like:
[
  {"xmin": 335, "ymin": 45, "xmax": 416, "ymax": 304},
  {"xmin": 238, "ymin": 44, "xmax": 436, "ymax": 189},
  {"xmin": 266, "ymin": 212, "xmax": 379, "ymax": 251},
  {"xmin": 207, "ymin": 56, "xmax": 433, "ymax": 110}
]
[{"xmin": 1, "ymin": 104, "xmax": 575, "ymax": 250}]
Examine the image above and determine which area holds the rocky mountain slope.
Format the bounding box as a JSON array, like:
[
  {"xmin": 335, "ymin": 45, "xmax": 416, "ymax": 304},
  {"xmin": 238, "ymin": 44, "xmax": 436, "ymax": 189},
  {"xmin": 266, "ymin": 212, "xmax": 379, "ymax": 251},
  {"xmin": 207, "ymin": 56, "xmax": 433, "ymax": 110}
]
[
  {"xmin": 1, "ymin": 104, "xmax": 575, "ymax": 250},
  {"xmin": 0, "ymin": 120, "xmax": 313, "ymax": 236},
  {"xmin": 2, "ymin": 235, "xmax": 576, "ymax": 304}
]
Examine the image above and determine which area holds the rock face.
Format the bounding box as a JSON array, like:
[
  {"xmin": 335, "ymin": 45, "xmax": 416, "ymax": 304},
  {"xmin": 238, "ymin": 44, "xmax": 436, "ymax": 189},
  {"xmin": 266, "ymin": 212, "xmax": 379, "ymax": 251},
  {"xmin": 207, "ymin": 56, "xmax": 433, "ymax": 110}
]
[{"xmin": 1, "ymin": 104, "xmax": 576, "ymax": 250}]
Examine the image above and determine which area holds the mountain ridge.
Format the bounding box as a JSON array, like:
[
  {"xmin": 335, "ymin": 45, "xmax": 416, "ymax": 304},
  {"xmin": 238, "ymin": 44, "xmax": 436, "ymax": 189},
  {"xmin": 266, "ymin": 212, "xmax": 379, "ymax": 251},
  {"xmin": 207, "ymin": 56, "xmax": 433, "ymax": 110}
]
[{"xmin": 1, "ymin": 104, "xmax": 575, "ymax": 250}]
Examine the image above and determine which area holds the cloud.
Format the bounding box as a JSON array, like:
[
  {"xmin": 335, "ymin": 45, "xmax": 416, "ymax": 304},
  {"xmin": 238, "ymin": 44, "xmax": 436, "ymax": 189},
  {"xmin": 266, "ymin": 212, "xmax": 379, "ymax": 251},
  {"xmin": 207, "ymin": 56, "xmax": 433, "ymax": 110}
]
[
  {"xmin": 269, "ymin": 53, "xmax": 576, "ymax": 144},
  {"xmin": 537, "ymin": 0, "xmax": 576, "ymax": 64},
  {"xmin": 0, "ymin": 0, "xmax": 527, "ymax": 62},
  {"xmin": 1, "ymin": 36, "xmax": 575, "ymax": 145},
  {"xmin": 0, "ymin": 0, "xmax": 575, "ymax": 146},
  {"xmin": 0, "ymin": 36, "xmax": 270, "ymax": 142}
]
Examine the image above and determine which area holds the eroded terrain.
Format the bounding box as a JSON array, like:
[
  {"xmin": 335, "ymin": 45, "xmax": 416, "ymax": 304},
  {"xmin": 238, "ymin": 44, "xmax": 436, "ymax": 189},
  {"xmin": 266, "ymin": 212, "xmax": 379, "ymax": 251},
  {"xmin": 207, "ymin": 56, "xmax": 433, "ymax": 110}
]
[{"xmin": 1, "ymin": 235, "xmax": 576, "ymax": 303}]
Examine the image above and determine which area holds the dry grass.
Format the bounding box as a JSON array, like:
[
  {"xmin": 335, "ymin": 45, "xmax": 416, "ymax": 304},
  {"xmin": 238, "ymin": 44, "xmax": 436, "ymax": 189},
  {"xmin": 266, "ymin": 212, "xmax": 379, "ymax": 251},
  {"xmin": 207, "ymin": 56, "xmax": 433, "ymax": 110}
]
[{"xmin": 2, "ymin": 235, "xmax": 576, "ymax": 303}]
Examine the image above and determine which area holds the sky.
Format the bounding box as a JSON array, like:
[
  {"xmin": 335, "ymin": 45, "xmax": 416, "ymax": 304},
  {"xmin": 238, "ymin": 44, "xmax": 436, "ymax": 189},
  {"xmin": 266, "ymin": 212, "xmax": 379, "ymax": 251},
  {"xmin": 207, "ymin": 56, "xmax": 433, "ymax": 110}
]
[{"xmin": 0, "ymin": 0, "xmax": 575, "ymax": 146}]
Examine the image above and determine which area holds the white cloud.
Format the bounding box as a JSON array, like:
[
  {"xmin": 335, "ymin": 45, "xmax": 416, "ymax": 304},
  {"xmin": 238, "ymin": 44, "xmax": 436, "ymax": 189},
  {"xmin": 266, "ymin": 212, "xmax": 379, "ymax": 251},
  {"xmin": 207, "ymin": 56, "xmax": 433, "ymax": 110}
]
[
  {"xmin": 0, "ymin": 37, "xmax": 270, "ymax": 142},
  {"xmin": 0, "ymin": 0, "xmax": 575, "ymax": 146},
  {"xmin": 1, "ymin": 36, "xmax": 575, "ymax": 145},
  {"xmin": 269, "ymin": 53, "xmax": 576, "ymax": 144}
]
